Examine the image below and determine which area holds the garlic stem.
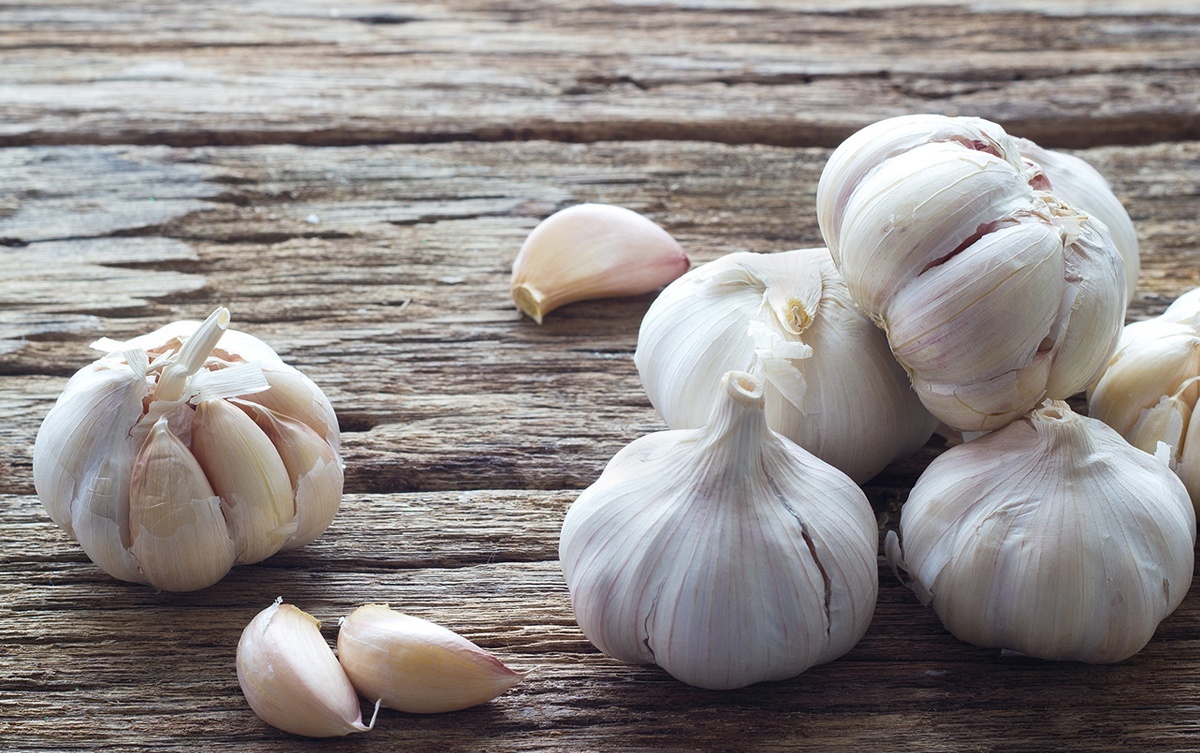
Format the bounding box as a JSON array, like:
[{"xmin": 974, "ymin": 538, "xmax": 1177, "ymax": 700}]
[{"xmin": 154, "ymin": 307, "xmax": 230, "ymax": 403}]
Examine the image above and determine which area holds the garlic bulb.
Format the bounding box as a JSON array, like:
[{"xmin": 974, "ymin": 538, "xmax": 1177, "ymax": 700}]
[
  {"xmin": 337, "ymin": 604, "xmax": 524, "ymax": 714},
  {"xmin": 33, "ymin": 307, "xmax": 344, "ymax": 591},
  {"xmin": 635, "ymin": 247, "xmax": 936, "ymax": 483},
  {"xmin": 237, "ymin": 599, "xmax": 376, "ymax": 738},
  {"xmin": 816, "ymin": 113, "xmax": 1127, "ymax": 432},
  {"xmin": 1089, "ymin": 287, "xmax": 1200, "ymax": 507},
  {"xmin": 510, "ymin": 203, "xmax": 690, "ymax": 323},
  {"xmin": 886, "ymin": 400, "xmax": 1195, "ymax": 663},
  {"xmin": 560, "ymin": 371, "xmax": 878, "ymax": 690}
]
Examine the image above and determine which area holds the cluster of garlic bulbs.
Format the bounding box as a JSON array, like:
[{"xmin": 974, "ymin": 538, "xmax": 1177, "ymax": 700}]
[
  {"xmin": 560, "ymin": 371, "xmax": 879, "ymax": 690},
  {"xmin": 1090, "ymin": 288, "xmax": 1200, "ymax": 507},
  {"xmin": 816, "ymin": 113, "xmax": 1129, "ymax": 432},
  {"xmin": 237, "ymin": 600, "xmax": 523, "ymax": 737},
  {"xmin": 33, "ymin": 307, "xmax": 343, "ymax": 591}
]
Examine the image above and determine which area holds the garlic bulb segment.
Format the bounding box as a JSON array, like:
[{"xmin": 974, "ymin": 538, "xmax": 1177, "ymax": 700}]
[
  {"xmin": 635, "ymin": 247, "xmax": 936, "ymax": 483},
  {"xmin": 510, "ymin": 203, "xmax": 690, "ymax": 323},
  {"xmin": 32, "ymin": 307, "xmax": 343, "ymax": 589},
  {"xmin": 237, "ymin": 600, "xmax": 376, "ymax": 738},
  {"xmin": 1014, "ymin": 137, "xmax": 1139, "ymax": 302},
  {"xmin": 816, "ymin": 114, "xmax": 1126, "ymax": 432},
  {"xmin": 337, "ymin": 604, "xmax": 524, "ymax": 714},
  {"xmin": 888, "ymin": 400, "xmax": 1195, "ymax": 663},
  {"xmin": 1089, "ymin": 288, "xmax": 1200, "ymax": 508},
  {"xmin": 128, "ymin": 417, "xmax": 236, "ymax": 591},
  {"xmin": 560, "ymin": 371, "xmax": 878, "ymax": 690}
]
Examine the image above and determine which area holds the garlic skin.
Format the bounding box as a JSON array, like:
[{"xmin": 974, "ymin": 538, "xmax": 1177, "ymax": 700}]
[
  {"xmin": 32, "ymin": 307, "xmax": 343, "ymax": 590},
  {"xmin": 560, "ymin": 371, "xmax": 878, "ymax": 690},
  {"xmin": 635, "ymin": 247, "xmax": 936, "ymax": 483},
  {"xmin": 237, "ymin": 600, "xmax": 375, "ymax": 738},
  {"xmin": 1089, "ymin": 288, "xmax": 1200, "ymax": 508},
  {"xmin": 337, "ymin": 604, "xmax": 524, "ymax": 714},
  {"xmin": 510, "ymin": 203, "xmax": 690, "ymax": 323},
  {"xmin": 816, "ymin": 114, "xmax": 1126, "ymax": 432},
  {"xmin": 887, "ymin": 400, "xmax": 1195, "ymax": 664}
]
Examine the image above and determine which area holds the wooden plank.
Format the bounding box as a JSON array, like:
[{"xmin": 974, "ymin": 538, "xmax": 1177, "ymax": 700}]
[{"xmin": 1, "ymin": 0, "xmax": 1198, "ymax": 149}]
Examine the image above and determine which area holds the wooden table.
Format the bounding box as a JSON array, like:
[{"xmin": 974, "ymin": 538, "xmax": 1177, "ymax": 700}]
[{"xmin": 2, "ymin": 2, "xmax": 1199, "ymax": 750}]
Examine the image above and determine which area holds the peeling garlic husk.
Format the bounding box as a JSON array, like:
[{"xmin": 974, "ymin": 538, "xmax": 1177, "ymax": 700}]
[
  {"xmin": 510, "ymin": 203, "xmax": 690, "ymax": 323},
  {"xmin": 560, "ymin": 371, "xmax": 878, "ymax": 690},
  {"xmin": 237, "ymin": 599, "xmax": 377, "ymax": 738},
  {"xmin": 1089, "ymin": 287, "xmax": 1200, "ymax": 508},
  {"xmin": 635, "ymin": 247, "xmax": 936, "ymax": 483},
  {"xmin": 816, "ymin": 113, "xmax": 1127, "ymax": 432},
  {"xmin": 337, "ymin": 604, "xmax": 525, "ymax": 713},
  {"xmin": 886, "ymin": 400, "xmax": 1195, "ymax": 663},
  {"xmin": 32, "ymin": 307, "xmax": 344, "ymax": 591}
]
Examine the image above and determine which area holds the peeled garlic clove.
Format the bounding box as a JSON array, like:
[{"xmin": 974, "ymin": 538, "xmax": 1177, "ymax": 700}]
[
  {"xmin": 237, "ymin": 600, "xmax": 375, "ymax": 738},
  {"xmin": 560, "ymin": 371, "xmax": 878, "ymax": 690},
  {"xmin": 635, "ymin": 248, "xmax": 936, "ymax": 483},
  {"xmin": 234, "ymin": 400, "xmax": 344, "ymax": 551},
  {"xmin": 888, "ymin": 400, "xmax": 1195, "ymax": 663},
  {"xmin": 128, "ymin": 416, "xmax": 236, "ymax": 591},
  {"xmin": 816, "ymin": 114, "xmax": 1126, "ymax": 432},
  {"xmin": 191, "ymin": 398, "xmax": 297, "ymax": 565},
  {"xmin": 337, "ymin": 604, "xmax": 524, "ymax": 713},
  {"xmin": 510, "ymin": 203, "xmax": 690, "ymax": 323}
]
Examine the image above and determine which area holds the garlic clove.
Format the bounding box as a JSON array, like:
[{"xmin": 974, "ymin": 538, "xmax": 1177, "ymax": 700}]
[
  {"xmin": 337, "ymin": 604, "xmax": 524, "ymax": 714},
  {"xmin": 190, "ymin": 397, "xmax": 297, "ymax": 565},
  {"xmin": 233, "ymin": 400, "xmax": 344, "ymax": 551},
  {"xmin": 128, "ymin": 416, "xmax": 236, "ymax": 592},
  {"xmin": 237, "ymin": 600, "xmax": 375, "ymax": 738},
  {"xmin": 510, "ymin": 203, "xmax": 690, "ymax": 323},
  {"xmin": 239, "ymin": 364, "xmax": 342, "ymax": 452}
]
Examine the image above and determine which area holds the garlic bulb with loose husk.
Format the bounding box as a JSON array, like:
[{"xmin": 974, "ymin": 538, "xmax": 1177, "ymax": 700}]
[
  {"xmin": 33, "ymin": 307, "xmax": 343, "ymax": 591},
  {"xmin": 510, "ymin": 203, "xmax": 690, "ymax": 323},
  {"xmin": 560, "ymin": 371, "xmax": 878, "ymax": 690},
  {"xmin": 1089, "ymin": 287, "xmax": 1200, "ymax": 508},
  {"xmin": 816, "ymin": 113, "xmax": 1127, "ymax": 432},
  {"xmin": 886, "ymin": 400, "xmax": 1195, "ymax": 663},
  {"xmin": 635, "ymin": 247, "xmax": 936, "ymax": 483}
]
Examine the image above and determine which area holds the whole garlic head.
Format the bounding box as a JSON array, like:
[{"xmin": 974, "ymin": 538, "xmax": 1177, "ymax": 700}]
[
  {"xmin": 635, "ymin": 248, "xmax": 936, "ymax": 483},
  {"xmin": 559, "ymin": 371, "xmax": 879, "ymax": 690},
  {"xmin": 886, "ymin": 400, "xmax": 1195, "ymax": 663},
  {"xmin": 1089, "ymin": 288, "xmax": 1200, "ymax": 508},
  {"xmin": 816, "ymin": 114, "xmax": 1127, "ymax": 432},
  {"xmin": 33, "ymin": 307, "xmax": 344, "ymax": 591}
]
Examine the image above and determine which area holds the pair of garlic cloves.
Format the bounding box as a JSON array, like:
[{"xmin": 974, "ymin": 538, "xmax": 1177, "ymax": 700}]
[{"xmin": 236, "ymin": 600, "xmax": 524, "ymax": 737}]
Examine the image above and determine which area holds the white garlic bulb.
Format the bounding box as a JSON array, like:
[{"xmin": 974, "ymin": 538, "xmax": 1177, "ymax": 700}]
[
  {"xmin": 33, "ymin": 307, "xmax": 344, "ymax": 591},
  {"xmin": 337, "ymin": 604, "xmax": 525, "ymax": 714},
  {"xmin": 635, "ymin": 247, "xmax": 936, "ymax": 483},
  {"xmin": 816, "ymin": 113, "xmax": 1127, "ymax": 432},
  {"xmin": 1089, "ymin": 287, "xmax": 1200, "ymax": 507},
  {"xmin": 560, "ymin": 371, "xmax": 879, "ymax": 690},
  {"xmin": 237, "ymin": 599, "xmax": 377, "ymax": 738},
  {"xmin": 510, "ymin": 203, "xmax": 690, "ymax": 323},
  {"xmin": 886, "ymin": 400, "xmax": 1195, "ymax": 663}
]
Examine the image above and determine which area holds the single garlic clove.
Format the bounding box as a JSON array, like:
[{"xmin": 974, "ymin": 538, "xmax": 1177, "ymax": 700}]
[
  {"xmin": 509, "ymin": 203, "xmax": 690, "ymax": 323},
  {"xmin": 237, "ymin": 600, "xmax": 375, "ymax": 738},
  {"xmin": 191, "ymin": 397, "xmax": 297, "ymax": 565},
  {"xmin": 239, "ymin": 364, "xmax": 342, "ymax": 452},
  {"xmin": 128, "ymin": 416, "xmax": 236, "ymax": 591},
  {"xmin": 233, "ymin": 400, "xmax": 344, "ymax": 551},
  {"xmin": 337, "ymin": 604, "xmax": 524, "ymax": 714}
]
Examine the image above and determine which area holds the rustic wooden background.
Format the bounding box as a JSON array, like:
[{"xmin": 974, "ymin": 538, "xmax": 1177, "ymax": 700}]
[{"xmin": 2, "ymin": 1, "xmax": 1199, "ymax": 750}]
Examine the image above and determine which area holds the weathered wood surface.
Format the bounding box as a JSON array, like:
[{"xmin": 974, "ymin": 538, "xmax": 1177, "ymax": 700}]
[{"xmin": 3, "ymin": 1, "xmax": 1200, "ymax": 751}]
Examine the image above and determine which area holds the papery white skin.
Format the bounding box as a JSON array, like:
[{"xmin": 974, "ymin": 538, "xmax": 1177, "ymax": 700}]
[
  {"xmin": 236, "ymin": 600, "xmax": 374, "ymax": 738},
  {"xmin": 337, "ymin": 604, "xmax": 524, "ymax": 714},
  {"xmin": 887, "ymin": 400, "xmax": 1195, "ymax": 664},
  {"xmin": 816, "ymin": 114, "xmax": 1126, "ymax": 432},
  {"xmin": 560, "ymin": 371, "xmax": 878, "ymax": 690},
  {"xmin": 510, "ymin": 203, "xmax": 690, "ymax": 323},
  {"xmin": 635, "ymin": 247, "xmax": 936, "ymax": 483},
  {"xmin": 1089, "ymin": 287, "xmax": 1200, "ymax": 508}
]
